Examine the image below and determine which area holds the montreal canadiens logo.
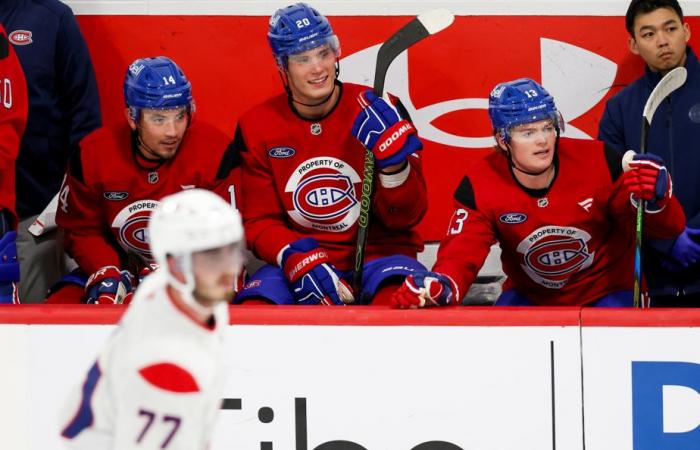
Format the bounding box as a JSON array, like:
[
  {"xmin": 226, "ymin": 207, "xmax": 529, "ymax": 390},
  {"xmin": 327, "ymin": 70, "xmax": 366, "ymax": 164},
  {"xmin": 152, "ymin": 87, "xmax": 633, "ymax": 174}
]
[
  {"xmin": 285, "ymin": 157, "xmax": 361, "ymax": 232},
  {"xmin": 516, "ymin": 226, "xmax": 594, "ymax": 289},
  {"xmin": 8, "ymin": 30, "xmax": 32, "ymax": 46},
  {"xmin": 111, "ymin": 200, "xmax": 160, "ymax": 261},
  {"xmin": 268, "ymin": 146, "xmax": 296, "ymax": 158},
  {"xmin": 500, "ymin": 212, "xmax": 527, "ymax": 224}
]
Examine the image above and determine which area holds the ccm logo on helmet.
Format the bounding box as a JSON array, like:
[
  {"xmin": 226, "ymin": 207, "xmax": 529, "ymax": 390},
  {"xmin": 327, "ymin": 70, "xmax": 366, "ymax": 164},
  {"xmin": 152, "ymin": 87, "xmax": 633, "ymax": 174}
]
[
  {"xmin": 8, "ymin": 30, "xmax": 32, "ymax": 46},
  {"xmin": 378, "ymin": 123, "xmax": 413, "ymax": 153}
]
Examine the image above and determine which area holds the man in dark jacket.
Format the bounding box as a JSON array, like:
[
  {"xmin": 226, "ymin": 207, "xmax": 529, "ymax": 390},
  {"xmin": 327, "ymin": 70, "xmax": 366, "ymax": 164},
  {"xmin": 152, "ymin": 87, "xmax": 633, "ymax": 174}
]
[
  {"xmin": 0, "ymin": 0, "xmax": 101, "ymax": 302},
  {"xmin": 598, "ymin": 0, "xmax": 700, "ymax": 307}
]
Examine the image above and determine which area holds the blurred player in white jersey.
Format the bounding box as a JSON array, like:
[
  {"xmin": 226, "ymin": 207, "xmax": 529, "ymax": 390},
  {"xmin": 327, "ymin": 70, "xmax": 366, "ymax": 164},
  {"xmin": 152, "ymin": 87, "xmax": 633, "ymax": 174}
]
[{"xmin": 60, "ymin": 189, "xmax": 244, "ymax": 450}]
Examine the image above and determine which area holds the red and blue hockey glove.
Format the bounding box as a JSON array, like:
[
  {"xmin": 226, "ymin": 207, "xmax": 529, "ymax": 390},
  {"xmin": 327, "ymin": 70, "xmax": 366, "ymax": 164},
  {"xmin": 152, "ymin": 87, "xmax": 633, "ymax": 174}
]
[
  {"xmin": 666, "ymin": 227, "xmax": 700, "ymax": 269},
  {"xmin": 281, "ymin": 238, "xmax": 354, "ymax": 305},
  {"xmin": 0, "ymin": 231, "xmax": 20, "ymax": 304},
  {"xmin": 622, "ymin": 151, "xmax": 672, "ymax": 210},
  {"xmin": 352, "ymin": 90, "xmax": 422, "ymax": 169},
  {"xmin": 391, "ymin": 271, "xmax": 458, "ymax": 309},
  {"xmin": 85, "ymin": 266, "xmax": 134, "ymax": 305}
]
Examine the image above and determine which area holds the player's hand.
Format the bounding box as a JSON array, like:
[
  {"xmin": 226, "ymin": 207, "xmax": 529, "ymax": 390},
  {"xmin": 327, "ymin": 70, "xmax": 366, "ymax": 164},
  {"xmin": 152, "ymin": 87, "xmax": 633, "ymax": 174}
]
[
  {"xmin": 281, "ymin": 238, "xmax": 354, "ymax": 305},
  {"xmin": 0, "ymin": 230, "xmax": 20, "ymax": 304},
  {"xmin": 666, "ymin": 227, "xmax": 700, "ymax": 269},
  {"xmin": 622, "ymin": 151, "xmax": 672, "ymax": 209},
  {"xmin": 391, "ymin": 271, "xmax": 457, "ymax": 309},
  {"xmin": 85, "ymin": 266, "xmax": 134, "ymax": 305},
  {"xmin": 351, "ymin": 90, "xmax": 422, "ymax": 169}
]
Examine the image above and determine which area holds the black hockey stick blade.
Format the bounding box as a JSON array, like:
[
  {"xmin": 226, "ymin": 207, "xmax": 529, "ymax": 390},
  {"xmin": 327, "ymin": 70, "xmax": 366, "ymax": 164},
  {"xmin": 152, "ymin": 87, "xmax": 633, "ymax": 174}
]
[
  {"xmin": 373, "ymin": 9, "xmax": 455, "ymax": 96},
  {"xmin": 353, "ymin": 9, "xmax": 454, "ymax": 303}
]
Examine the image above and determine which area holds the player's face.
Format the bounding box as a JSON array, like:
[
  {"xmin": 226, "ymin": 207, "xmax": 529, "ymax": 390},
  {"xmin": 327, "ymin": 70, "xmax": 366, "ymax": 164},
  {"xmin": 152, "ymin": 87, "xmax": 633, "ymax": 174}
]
[
  {"xmin": 507, "ymin": 119, "xmax": 557, "ymax": 173},
  {"xmin": 191, "ymin": 243, "xmax": 243, "ymax": 306},
  {"xmin": 630, "ymin": 7, "xmax": 690, "ymax": 74},
  {"xmin": 131, "ymin": 107, "xmax": 189, "ymax": 160},
  {"xmin": 285, "ymin": 44, "xmax": 338, "ymax": 104}
]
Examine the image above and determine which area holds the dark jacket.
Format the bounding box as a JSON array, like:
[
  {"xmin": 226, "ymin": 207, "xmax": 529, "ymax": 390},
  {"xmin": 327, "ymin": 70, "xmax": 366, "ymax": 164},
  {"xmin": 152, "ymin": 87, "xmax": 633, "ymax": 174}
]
[
  {"xmin": 598, "ymin": 47, "xmax": 700, "ymax": 296},
  {"xmin": 0, "ymin": 0, "xmax": 100, "ymax": 218}
]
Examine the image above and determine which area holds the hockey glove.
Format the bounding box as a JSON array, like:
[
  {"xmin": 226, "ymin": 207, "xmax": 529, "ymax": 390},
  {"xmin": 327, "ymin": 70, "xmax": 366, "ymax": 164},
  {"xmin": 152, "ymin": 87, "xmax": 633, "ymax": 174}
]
[
  {"xmin": 667, "ymin": 227, "xmax": 700, "ymax": 269},
  {"xmin": 281, "ymin": 238, "xmax": 353, "ymax": 305},
  {"xmin": 85, "ymin": 266, "xmax": 134, "ymax": 305},
  {"xmin": 0, "ymin": 231, "xmax": 20, "ymax": 304},
  {"xmin": 391, "ymin": 271, "xmax": 458, "ymax": 309},
  {"xmin": 352, "ymin": 90, "xmax": 422, "ymax": 169},
  {"xmin": 622, "ymin": 151, "xmax": 672, "ymax": 210}
]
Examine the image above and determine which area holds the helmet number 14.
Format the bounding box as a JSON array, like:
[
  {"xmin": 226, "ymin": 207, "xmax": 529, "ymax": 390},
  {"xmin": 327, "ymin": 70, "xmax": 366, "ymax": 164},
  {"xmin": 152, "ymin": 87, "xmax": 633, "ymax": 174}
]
[{"xmin": 161, "ymin": 75, "xmax": 177, "ymax": 86}]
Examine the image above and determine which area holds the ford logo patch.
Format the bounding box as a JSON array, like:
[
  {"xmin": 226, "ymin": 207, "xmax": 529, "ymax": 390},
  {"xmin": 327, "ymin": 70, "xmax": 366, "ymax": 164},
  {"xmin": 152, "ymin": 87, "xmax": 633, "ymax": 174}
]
[
  {"xmin": 104, "ymin": 191, "xmax": 129, "ymax": 201},
  {"xmin": 500, "ymin": 213, "xmax": 527, "ymax": 224},
  {"xmin": 268, "ymin": 147, "xmax": 295, "ymax": 158}
]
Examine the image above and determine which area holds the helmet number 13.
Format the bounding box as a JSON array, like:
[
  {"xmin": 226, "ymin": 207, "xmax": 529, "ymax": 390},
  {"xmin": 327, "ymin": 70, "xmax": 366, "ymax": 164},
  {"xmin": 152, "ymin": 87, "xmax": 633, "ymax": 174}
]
[{"xmin": 523, "ymin": 89, "xmax": 539, "ymax": 98}]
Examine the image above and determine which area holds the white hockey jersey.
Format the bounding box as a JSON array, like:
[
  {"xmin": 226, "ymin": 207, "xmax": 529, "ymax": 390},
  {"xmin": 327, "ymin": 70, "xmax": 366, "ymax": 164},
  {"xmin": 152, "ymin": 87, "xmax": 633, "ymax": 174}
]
[{"xmin": 59, "ymin": 272, "xmax": 228, "ymax": 450}]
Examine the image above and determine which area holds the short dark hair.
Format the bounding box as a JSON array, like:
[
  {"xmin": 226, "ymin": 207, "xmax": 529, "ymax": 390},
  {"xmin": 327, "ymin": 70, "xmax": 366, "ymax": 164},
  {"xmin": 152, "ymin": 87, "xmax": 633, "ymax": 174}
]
[{"xmin": 625, "ymin": 0, "xmax": 684, "ymax": 36}]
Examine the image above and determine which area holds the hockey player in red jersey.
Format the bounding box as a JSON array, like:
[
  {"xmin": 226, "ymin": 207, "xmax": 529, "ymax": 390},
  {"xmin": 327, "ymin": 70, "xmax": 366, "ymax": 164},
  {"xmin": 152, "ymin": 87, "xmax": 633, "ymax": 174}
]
[
  {"xmin": 60, "ymin": 189, "xmax": 245, "ymax": 450},
  {"xmin": 233, "ymin": 3, "xmax": 427, "ymax": 306},
  {"xmin": 0, "ymin": 22, "xmax": 28, "ymax": 304},
  {"xmin": 392, "ymin": 78, "xmax": 686, "ymax": 308},
  {"xmin": 51, "ymin": 56, "xmax": 240, "ymax": 304}
]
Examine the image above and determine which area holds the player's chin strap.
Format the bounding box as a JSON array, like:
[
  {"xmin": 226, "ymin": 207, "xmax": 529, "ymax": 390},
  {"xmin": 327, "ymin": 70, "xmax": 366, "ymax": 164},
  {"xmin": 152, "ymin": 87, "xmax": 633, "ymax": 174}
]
[
  {"xmin": 166, "ymin": 254, "xmax": 216, "ymax": 320},
  {"xmin": 282, "ymin": 61, "xmax": 341, "ymax": 108}
]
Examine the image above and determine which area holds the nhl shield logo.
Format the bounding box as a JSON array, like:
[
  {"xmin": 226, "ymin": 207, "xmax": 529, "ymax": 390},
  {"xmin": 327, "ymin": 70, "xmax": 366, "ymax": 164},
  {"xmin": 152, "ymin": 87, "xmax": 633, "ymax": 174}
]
[
  {"xmin": 148, "ymin": 171, "xmax": 159, "ymax": 184},
  {"xmin": 310, "ymin": 123, "xmax": 322, "ymax": 135}
]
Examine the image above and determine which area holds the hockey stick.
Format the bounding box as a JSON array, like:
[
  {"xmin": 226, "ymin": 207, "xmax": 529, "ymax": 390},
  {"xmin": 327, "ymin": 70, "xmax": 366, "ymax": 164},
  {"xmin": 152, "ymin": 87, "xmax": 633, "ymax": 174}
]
[
  {"xmin": 352, "ymin": 9, "xmax": 454, "ymax": 303},
  {"xmin": 633, "ymin": 66, "xmax": 687, "ymax": 307}
]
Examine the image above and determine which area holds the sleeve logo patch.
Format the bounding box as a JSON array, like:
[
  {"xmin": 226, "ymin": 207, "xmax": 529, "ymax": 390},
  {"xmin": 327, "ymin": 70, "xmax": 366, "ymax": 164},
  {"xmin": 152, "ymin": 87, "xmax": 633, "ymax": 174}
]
[{"xmin": 8, "ymin": 30, "xmax": 32, "ymax": 46}]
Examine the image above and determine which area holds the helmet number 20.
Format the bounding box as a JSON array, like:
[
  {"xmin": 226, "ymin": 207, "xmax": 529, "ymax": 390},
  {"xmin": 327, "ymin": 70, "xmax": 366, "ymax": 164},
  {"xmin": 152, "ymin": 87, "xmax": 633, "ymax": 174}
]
[
  {"xmin": 161, "ymin": 75, "xmax": 177, "ymax": 86},
  {"xmin": 295, "ymin": 18, "xmax": 311, "ymax": 29}
]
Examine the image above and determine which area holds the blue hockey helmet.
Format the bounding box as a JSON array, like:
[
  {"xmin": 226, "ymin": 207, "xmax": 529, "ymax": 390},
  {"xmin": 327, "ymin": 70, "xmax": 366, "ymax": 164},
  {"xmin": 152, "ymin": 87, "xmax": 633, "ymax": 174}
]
[
  {"xmin": 488, "ymin": 78, "xmax": 563, "ymax": 142},
  {"xmin": 267, "ymin": 3, "xmax": 340, "ymax": 68},
  {"xmin": 124, "ymin": 56, "xmax": 194, "ymax": 121}
]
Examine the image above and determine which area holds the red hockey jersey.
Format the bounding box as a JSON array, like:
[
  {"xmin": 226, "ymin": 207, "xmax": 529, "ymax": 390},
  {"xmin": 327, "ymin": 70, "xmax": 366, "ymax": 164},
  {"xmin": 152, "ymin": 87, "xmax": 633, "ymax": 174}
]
[
  {"xmin": 56, "ymin": 122, "xmax": 238, "ymax": 275},
  {"xmin": 434, "ymin": 138, "xmax": 685, "ymax": 306},
  {"xmin": 0, "ymin": 24, "xmax": 27, "ymax": 225},
  {"xmin": 236, "ymin": 82, "xmax": 426, "ymax": 270}
]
